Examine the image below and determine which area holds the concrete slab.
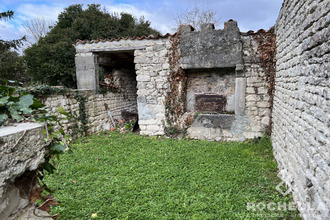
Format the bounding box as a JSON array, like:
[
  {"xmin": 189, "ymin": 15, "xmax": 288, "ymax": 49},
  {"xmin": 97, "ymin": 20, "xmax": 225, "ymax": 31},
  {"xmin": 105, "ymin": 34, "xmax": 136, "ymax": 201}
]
[{"xmin": 0, "ymin": 123, "xmax": 43, "ymax": 137}]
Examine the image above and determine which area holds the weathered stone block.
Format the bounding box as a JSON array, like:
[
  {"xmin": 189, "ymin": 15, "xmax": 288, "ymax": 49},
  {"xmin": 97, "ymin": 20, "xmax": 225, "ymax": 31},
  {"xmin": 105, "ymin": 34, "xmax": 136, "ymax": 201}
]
[
  {"xmin": 0, "ymin": 123, "xmax": 49, "ymax": 219},
  {"xmin": 75, "ymin": 54, "xmax": 99, "ymax": 91},
  {"xmin": 235, "ymin": 78, "xmax": 247, "ymax": 115},
  {"xmin": 179, "ymin": 20, "xmax": 243, "ymax": 69},
  {"xmin": 137, "ymin": 75, "xmax": 151, "ymax": 82}
]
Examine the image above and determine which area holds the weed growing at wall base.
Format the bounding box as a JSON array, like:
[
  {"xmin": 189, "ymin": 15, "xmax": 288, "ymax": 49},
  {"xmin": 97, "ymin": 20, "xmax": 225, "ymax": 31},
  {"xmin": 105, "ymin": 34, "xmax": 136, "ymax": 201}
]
[{"xmin": 43, "ymin": 133, "xmax": 301, "ymax": 219}]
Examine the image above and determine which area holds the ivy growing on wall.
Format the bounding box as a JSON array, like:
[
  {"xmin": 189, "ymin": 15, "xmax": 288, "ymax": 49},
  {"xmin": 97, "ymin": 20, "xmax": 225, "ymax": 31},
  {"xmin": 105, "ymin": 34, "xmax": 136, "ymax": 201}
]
[
  {"xmin": 251, "ymin": 28, "xmax": 276, "ymax": 135},
  {"xmin": 74, "ymin": 91, "xmax": 88, "ymax": 136},
  {"xmin": 18, "ymin": 85, "xmax": 69, "ymax": 97},
  {"xmin": 164, "ymin": 30, "xmax": 188, "ymax": 136}
]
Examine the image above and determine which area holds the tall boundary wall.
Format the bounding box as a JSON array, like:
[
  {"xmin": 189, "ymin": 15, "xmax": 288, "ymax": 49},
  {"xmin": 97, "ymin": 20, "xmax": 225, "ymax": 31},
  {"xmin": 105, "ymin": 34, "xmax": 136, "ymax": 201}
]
[{"xmin": 272, "ymin": 0, "xmax": 330, "ymax": 219}]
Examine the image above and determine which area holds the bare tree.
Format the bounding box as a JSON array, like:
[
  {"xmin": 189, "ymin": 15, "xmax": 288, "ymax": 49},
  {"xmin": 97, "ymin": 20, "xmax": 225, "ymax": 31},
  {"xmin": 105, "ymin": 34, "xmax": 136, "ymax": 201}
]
[
  {"xmin": 23, "ymin": 17, "xmax": 54, "ymax": 45},
  {"xmin": 173, "ymin": 7, "xmax": 221, "ymax": 31}
]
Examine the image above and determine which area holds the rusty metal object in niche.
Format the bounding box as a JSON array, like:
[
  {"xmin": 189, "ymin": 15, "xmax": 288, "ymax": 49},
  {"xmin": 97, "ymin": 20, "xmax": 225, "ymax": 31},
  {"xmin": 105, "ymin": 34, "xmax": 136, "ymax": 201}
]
[{"xmin": 195, "ymin": 94, "xmax": 227, "ymax": 113}]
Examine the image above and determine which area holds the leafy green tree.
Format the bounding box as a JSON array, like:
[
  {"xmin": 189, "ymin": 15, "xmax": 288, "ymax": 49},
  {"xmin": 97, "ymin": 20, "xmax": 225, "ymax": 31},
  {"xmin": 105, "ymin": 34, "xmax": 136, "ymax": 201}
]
[
  {"xmin": 0, "ymin": 10, "xmax": 27, "ymax": 82},
  {"xmin": 0, "ymin": 50, "xmax": 28, "ymax": 82},
  {"xmin": 0, "ymin": 10, "xmax": 14, "ymax": 19},
  {"xmin": 24, "ymin": 4, "xmax": 159, "ymax": 88},
  {"xmin": 0, "ymin": 10, "xmax": 25, "ymax": 51}
]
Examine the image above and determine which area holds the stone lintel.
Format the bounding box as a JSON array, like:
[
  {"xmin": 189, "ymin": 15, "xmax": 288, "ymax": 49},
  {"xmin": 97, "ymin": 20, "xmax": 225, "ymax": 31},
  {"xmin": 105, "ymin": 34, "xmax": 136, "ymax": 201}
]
[{"xmin": 90, "ymin": 46, "xmax": 146, "ymax": 53}]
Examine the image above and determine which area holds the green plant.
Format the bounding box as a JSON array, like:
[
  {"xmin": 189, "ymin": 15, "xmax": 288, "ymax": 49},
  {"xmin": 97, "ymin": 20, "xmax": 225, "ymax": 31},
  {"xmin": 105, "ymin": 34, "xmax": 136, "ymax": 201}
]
[
  {"xmin": 24, "ymin": 4, "xmax": 159, "ymax": 88},
  {"xmin": 0, "ymin": 83, "xmax": 46, "ymax": 126},
  {"xmin": 17, "ymin": 85, "xmax": 88, "ymax": 137},
  {"xmin": 162, "ymin": 112, "xmax": 181, "ymax": 136},
  {"xmin": 98, "ymin": 66, "xmax": 107, "ymax": 94},
  {"xmin": 124, "ymin": 120, "xmax": 135, "ymax": 130},
  {"xmin": 74, "ymin": 91, "xmax": 88, "ymax": 135},
  {"xmin": 164, "ymin": 31, "xmax": 187, "ymax": 135},
  {"xmin": 38, "ymin": 107, "xmax": 73, "ymax": 188},
  {"xmin": 164, "ymin": 124, "xmax": 178, "ymax": 135},
  {"xmin": 0, "ymin": 82, "xmax": 72, "ymax": 191},
  {"xmin": 17, "ymin": 85, "xmax": 69, "ymax": 97}
]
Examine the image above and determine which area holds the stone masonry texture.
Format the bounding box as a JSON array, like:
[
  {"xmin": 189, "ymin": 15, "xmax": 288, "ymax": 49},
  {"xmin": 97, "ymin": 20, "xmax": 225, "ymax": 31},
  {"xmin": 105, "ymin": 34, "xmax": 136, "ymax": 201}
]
[
  {"xmin": 43, "ymin": 90, "xmax": 137, "ymax": 134},
  {"xmin": 183, "ymin": 23, "xmax": 273, "ymax": 141},
  {"xmin": 75, "ymin": 37, "xmax": 172, "ymax": 136},
  {"xmin": 272, "ymin": 0, "xmax": 330, "ymax": 219},
  {"xmin": 179, "ymin": 20, "xmax": 243, "ymax": 69},
  {"xmin": 186, "ymin": 68, "xmax": 236, "ymax": 113},
  {"xmin": 0, "ymin": 123, "xmax": 50, "ymax": 219},
  {"xmin": 73, "ymin": 21, "xmax": 273, "ymax": 141},
  {"xmin": 241, "ymin": 32, "xmax": 273, "ymax": 135}
]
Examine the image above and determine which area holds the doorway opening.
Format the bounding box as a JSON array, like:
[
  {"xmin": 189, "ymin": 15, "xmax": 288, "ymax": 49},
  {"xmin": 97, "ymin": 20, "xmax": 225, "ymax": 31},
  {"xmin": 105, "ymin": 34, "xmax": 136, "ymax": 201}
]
[{"xmin": 98, "ymin": 51, "xmax": 139, "ymax": 131}]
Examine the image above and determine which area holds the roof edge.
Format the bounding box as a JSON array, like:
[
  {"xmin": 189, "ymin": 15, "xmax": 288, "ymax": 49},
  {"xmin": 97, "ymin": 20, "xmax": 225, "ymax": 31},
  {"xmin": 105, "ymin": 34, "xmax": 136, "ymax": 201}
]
[{"xmin": 75, "ymin": 33, "xmax": 175, "ymax": 46}]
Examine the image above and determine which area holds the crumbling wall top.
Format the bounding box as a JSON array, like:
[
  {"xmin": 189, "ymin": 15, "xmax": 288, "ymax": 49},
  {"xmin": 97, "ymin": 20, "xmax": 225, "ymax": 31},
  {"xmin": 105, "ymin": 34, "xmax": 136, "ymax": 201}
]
[{"xmin": 179, "ymin": 20, "xmax": 243, "ymax": 69}]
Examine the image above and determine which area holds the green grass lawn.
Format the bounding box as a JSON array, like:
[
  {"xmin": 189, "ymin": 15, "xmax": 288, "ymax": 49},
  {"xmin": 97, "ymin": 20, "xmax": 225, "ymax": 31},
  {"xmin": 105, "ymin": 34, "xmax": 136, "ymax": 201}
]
[{"xmin": 44, "ymin": 132, "xmax": 300, "ymax": 219}]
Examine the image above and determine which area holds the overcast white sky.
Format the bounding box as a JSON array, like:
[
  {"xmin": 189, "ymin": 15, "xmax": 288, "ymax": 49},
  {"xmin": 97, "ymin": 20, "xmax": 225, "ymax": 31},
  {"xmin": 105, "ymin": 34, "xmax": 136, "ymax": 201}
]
[{"xmin": 0, "ymin": 0, "xmax": 284, "ymax": 42}]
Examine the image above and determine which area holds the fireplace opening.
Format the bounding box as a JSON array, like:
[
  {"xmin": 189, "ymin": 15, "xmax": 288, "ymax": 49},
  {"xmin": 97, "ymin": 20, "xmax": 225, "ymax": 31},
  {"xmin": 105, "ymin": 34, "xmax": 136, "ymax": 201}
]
[{"xmin": 186, "ymin": 68, "xmax": 236, "ymax": 114}]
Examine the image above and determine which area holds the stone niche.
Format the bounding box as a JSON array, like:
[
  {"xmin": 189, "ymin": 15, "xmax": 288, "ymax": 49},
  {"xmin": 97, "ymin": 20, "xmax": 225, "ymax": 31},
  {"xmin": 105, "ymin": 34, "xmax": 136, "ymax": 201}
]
[
  {"xmin": 186, "ymin": 68, "xmax": 236, "ymax": 114},
  {"xmin": 180, "ymin": 20, "xmax": 249, "ymax": 141}
]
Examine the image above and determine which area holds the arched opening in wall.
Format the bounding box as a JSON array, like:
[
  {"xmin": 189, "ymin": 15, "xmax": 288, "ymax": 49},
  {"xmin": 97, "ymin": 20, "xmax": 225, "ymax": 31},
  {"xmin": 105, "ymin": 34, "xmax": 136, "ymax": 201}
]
[{"xmin": 97, "ymin": 51, "xmax": 139, "ymax": 132}]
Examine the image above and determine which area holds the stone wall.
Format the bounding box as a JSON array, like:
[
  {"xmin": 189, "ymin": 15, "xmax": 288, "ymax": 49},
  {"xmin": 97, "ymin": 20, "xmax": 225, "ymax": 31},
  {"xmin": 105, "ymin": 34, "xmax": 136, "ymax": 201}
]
[
  {"xmin": 113, "ymin": 68, "xmax": 137, "ymax": 113},
  {"xmin": 179, "ymin": 21, "xmax": 243, "ymax": 69},
  {"xmin": 75, "ymin": 37, "xmax": 172, "ymax": 135},
  {"xmin": 186, "ymin": 68, "xmax": 236, "ymax": 113},
  {"xmin": 73, "ymin": 22, "xmax": 273, "ymax": 140},
  {"xmin": 241, "ymin": 31, "xmax": 274, "ymax": 136},
  {"xmin": 43, "ymin": 90, "xmax": 136, "ymax": 134},
  {"xmin": 134, "ymin": 40, "xmax": 171, "ymax": 135},
  {"xmin": 272, "ymin": 0, "xmax": 330, "ymax": 219},
  {"xmin": 0, "ymin": 123, "xmax": 51, "ymax": 219},
  {"xmin": 184, "ymin": 22, "xmax": 273, "ymax": 141}
]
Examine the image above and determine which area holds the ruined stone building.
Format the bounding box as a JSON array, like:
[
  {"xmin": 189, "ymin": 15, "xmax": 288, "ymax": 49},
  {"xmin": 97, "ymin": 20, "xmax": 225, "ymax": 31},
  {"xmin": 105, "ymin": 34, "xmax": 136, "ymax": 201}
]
[
  {"xmin": 0, "ymin": 0, "xmax": 328, "ymax": 219},
  {"xmin": 75, "ymin": 20, "xmax": 273, "ymax": 142},
  {"xmin": 74, "ymin": 0, "xmax": 330, "ymax": 219}
]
